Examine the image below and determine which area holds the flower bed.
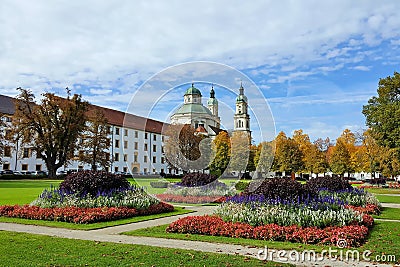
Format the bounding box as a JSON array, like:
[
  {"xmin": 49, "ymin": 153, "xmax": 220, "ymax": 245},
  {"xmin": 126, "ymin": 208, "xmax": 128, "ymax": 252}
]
[
  {"xmin": 156, "ymin": 194, "xmax": 225, "ymax": 204},
  {"xmin": 166, "ymin": 177, "xmax": 380, "ymax": 247},
  {"xmin": 0, "ymin": 202, "xmax": 174, "ymax": 224},
  {"xmin": 166, "ymin": 215, "xmax": 369, "ymax": 247},
  {"xmin": 30, "ymin": 186, "xmax": 158, "ymax": 209}
]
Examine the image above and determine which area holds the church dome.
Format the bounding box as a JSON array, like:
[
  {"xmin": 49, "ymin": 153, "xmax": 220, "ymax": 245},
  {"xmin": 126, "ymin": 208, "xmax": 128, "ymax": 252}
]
[
  {"xmin": 207, "ymin": 97, "xmax": 218, "ymax": 105},
  {"xmin": 184, "ymin": 84, "xmax": 202, "ymax": 96},
  {"xmin": 236, "ymin": 94, "xmax": 248, "ymax": 103},
  {"xmin": 174, "ymin": 103, "xmax": 213, "ymax": 115}
]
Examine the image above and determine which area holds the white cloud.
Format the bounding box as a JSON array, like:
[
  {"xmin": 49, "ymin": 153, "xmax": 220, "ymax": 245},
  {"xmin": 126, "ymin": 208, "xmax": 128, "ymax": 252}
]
[
  {"xmin": 0, "ymin": 0, "xmax": 399, "ymax": 92},
  {"xmin": 1, "ymin": 0, "xmax": 400, "ymax": 143},
  {"xmin": 351, "ymin": 66, "xmax": 371, "ymax": 71}
]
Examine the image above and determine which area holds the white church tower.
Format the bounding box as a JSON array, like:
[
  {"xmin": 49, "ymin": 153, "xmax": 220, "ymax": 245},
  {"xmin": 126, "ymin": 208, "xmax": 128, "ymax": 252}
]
[
  {"xmin": 207, "ymin": 85, "xmax": 220, "ymax": 128},
  {"xmin": 233, "ymin": 83, "xmax": 251, "ymax": 134}
]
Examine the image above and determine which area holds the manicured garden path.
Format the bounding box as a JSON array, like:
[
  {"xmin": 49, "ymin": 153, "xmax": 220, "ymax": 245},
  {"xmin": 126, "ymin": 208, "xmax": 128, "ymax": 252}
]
[{"xmin": 0, "ymin": 204, "xmax": 397, "ymax": 267}]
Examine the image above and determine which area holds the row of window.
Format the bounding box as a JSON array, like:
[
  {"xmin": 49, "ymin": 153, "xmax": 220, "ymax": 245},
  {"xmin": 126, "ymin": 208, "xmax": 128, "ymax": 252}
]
[
  {"xmin": 2, "ymin": 163, "xmax": 42, "ymax": 171},
  {"xmin": 2, "ymin": 147, "xmax": 41, "ymax": 159},
  {"xmin": 113, "ymin": 153, "xmax": 165, "ymax": 164},
  {"xmin": 114, "ymin": 127, "xmax": 164, "ymax": 142},
  {"xmin": 114, "ymin": 140, "xmax": 164, "ymax": 152}
]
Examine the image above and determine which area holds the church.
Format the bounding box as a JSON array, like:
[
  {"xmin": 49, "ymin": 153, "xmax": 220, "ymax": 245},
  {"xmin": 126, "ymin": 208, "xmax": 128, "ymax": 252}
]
[{"xmin": 170, "ymin": 83, "xmax": 251, "ymax": 138}]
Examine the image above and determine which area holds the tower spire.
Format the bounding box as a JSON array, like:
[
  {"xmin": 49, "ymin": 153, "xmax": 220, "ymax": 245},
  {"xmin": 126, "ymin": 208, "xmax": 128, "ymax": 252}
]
[
  {"xmin": 210, "ymin": 84, "xmax": 215, "ymax": 98},
  {"xmin": 239, "ymin": 82, "xmax": 244, "ymax": 95}
]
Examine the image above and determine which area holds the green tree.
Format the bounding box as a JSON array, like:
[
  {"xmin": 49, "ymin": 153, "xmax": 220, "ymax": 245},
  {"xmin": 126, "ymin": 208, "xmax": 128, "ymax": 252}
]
[
  {"xmin": 209, "ymin": 131, "xmax": 230, "ymax": 176},
  {"xmin": 11, "ymin": 88, "xmax": 88, "ymax": 178},
  {"xmin": 363, "ymin": 72, "xmax": 400, "ymax": 160},
  {"xmin": 79, "ymin": 109, "xmax": 111, "ymax": 171}
]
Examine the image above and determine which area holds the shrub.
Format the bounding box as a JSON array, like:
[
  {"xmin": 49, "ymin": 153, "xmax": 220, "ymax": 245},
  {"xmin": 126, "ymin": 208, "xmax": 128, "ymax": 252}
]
[
  {"xmin": 244, "ymin": 177, "xmax": 317, "ymax": 200},
  {"xmin": 235, "ymin": 181, "xmax": 249, "ymax": 191},
  {"xmin": 179, "ymin": 172, "xmax": 217, "ymax": 187},
  {"xmin": 59, "ymin": 171, "xmax": 130, "ymax": 196},
  {"xmin": 150, "ymin": 180, "xmax": 169, "ymax": 188},
  {"xmin": 306, "ymin": 176, "xmax": 352, "ymax": 192},
  {"xmin": 31, "ymin": 186, "xmax": 158, "ymax": 209}
]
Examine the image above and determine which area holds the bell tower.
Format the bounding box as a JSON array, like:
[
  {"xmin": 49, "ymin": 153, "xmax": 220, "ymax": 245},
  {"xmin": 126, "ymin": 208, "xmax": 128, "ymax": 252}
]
[{"xmin": 233, "ymin": 83, "xmax": 251, "ymax": 134}]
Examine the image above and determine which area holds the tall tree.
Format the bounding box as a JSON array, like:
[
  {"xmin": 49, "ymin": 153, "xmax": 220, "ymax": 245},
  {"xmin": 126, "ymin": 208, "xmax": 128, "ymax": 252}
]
[
  {"xmin": 164, "ymin": 124, "xmax": 209, "ymax": 172},
  {"xmin": 228, "ymin": 131, "xmax": 251, "ymax": 175},
  {"xmin": 329, "ymin": 139, "xmax": 352, "ymax": 176},
  {"xmin": 292, "ymin": 129, "xmax": 313, "ymax": 174},
  {"xmin": 274, "ymin": 133, "xmax": 304, "ymax": 177},
  {"xmin": 79, "ymin": 109, "xmax": 111, "ymax": 171},
  {"xmin": 209, "ymin": 131, "xmax": 230, "ymax": 176},
  {"xmin": 363, "ymin": 72, "xmax": 400, "ymax": 161},
  {"xmin": 11, "ymin": 88, "xmax": 88, "ymax": 178},
  {"xmin": 254, "ymin": 141, "xmax": 274, "ymax": 174}
]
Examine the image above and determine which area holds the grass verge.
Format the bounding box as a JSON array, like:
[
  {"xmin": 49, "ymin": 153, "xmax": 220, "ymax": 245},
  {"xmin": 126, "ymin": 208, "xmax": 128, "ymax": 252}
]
[
  {"xmin": 375, "ymin": 195, "xmax": 400, "ymax": 204},
  {"xmin": 365, "ymin": 188, "xmax": 400, "ymax": 195},
  {"xmin": 124, "ymin": 222, "xmax": 400, "ymax": 263},
  {"xmin": 373, "ymin": 207, "xmax": 400, "ymax": 220},
  {"xmin": 0, "ymin": 231, "xmax": 292, "ymax": 267},
  {"xmin": 0, "ymin": 207, "xmax": 192, "ymax": 230},
  {"xmin": 0, "ymin": 180, "xmax": 62, "ymax": 205}
]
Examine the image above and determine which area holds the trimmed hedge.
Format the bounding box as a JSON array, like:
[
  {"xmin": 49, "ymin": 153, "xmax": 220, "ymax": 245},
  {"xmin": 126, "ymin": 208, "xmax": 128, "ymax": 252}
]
[
  {"xmin": 150, "ymin": 180, "xmax": 170, "ymax": 188},
  {"xmin": 179, "ymin": 173, "xmax": 217, "ymax": 187}
]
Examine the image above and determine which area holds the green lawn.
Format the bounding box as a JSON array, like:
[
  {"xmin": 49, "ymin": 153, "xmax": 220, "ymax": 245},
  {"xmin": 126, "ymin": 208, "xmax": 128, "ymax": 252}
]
[
  {"xmin": 0, "ymin": 207, "xmax": 192, "ymax": 230},
  {"xmin": 373, "ymin": 207, "xmax": 400, "ymax": 220},
  {"xmin": 375, "ymin": 194, "xmax": 400, "ymax": 204},
  {"xmin": 0, "ymin": 231, "xmax": 291, "ymax": 267},
  {"xmin": 365, "ymin": 188, "xmax": 400, "ymax": 195},
  {"xmin": 0, "ymin": 180, "xmax": 62, "ymax": 205}
]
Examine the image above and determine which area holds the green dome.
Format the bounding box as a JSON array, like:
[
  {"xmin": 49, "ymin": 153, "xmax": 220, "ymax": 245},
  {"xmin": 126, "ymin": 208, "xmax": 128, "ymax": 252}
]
[
  {"xmin": 207, "ymin": 97, "xmax": 218, "ymax": 105},
  {"xmin": 174, "ymin": 103, "xmax": 213, "ymax": 115},
  {"xmin": 184, "ymin": 84, "xmax": 202, "ymax": 96},
  {"xmin": 236, "ymin": 94, "xmax": 248, "ymax": 103}
]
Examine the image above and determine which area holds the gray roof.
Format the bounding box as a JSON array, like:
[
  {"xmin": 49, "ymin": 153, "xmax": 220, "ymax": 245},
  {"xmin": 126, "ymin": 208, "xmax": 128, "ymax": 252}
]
[{"xmin": 0, "ymin": 95, "xmax": 15, "ymax": 115}]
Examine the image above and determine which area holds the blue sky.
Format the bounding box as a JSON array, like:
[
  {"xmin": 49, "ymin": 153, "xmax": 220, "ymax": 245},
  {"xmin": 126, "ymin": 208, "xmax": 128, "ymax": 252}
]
[{"xmin": 1, "ymin": 0, "xmax": 400, "ymax": 143}]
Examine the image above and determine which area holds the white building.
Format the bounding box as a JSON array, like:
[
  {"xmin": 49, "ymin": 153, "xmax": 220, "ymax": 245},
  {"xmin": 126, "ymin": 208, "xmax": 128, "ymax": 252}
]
[{"xmin": 0, "ymin": 95, "xmax": 169, "ymax": 175}]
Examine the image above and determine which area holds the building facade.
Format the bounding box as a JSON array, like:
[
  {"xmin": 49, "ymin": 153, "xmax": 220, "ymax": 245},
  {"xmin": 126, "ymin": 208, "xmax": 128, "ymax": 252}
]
[{"xmin": 0, "ymin": 95, "xmax": 169, "ymax": 175}]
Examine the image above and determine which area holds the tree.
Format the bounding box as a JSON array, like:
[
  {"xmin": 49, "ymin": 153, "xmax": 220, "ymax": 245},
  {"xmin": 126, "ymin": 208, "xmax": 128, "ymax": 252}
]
[
  {"xmin": 329, "ymin": 139, "xmax": 352, "ymax": 176},
  {"xmin": 292, "ymin": 129, "xmax": 313, "ymax": 174},
  {"xmin": 79, "ymin": 109, "xmax": 111, "ymax": 171},
  {"xmin": 379, "ymin": 147, "xmax": 400, "ymax": 178},
  {"xmin": 254, "ymin": 141, "xmax": 274, "ymax": 174},
  {"xmin": 11, "ymin": 88, "xmax": 88, "ymax": 178},
  {"xmin": 164, "ymin": 124, "xmax": 210, "ymax": 172},
  {"xmin": 354, "ymin": 129, "xmax": 381, "ymax": 175},
  {"xmin": 228, "ymin": 131, "xmax": 251, "ymax": 175},
  {"xmin": 363, "ymin": 72, "xmax": 400, "ymax": 160},
  {"xmin": 209, "ymin": 131, "xmax": 230, "ymax": 176},
  {"xmin": 273, "ymin": 132, "xmax": 304, "ymax": 177}
]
